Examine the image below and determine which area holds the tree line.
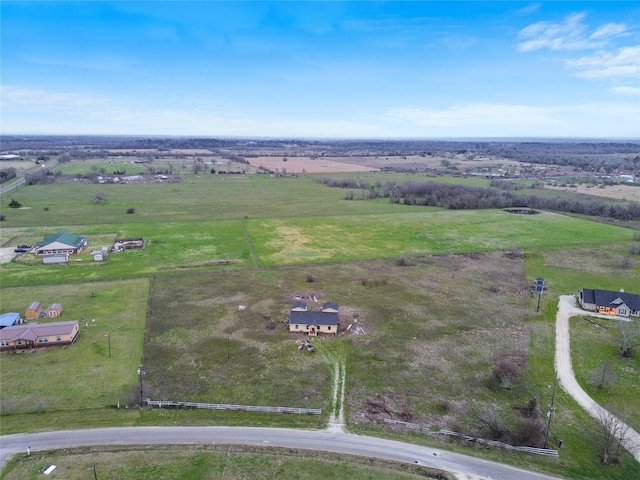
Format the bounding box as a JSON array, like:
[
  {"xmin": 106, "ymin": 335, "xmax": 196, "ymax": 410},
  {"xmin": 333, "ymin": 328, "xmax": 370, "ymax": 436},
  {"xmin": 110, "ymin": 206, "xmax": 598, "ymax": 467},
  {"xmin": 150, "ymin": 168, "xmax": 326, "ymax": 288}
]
[{"xmin": 320, "ymin": 178, "xmax": 640, "ymax": 221}]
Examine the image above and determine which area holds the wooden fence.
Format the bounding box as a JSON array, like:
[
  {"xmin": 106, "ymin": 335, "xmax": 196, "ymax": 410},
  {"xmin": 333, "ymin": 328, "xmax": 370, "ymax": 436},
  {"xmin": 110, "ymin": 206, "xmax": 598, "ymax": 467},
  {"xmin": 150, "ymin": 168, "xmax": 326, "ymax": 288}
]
[
  {"xmin": 145, "ymin": 399, "xmax": 321, "ymax": 415},
  {"xmin": 384, "ymin": 419, "xmax": 558, "ymax": 458}
]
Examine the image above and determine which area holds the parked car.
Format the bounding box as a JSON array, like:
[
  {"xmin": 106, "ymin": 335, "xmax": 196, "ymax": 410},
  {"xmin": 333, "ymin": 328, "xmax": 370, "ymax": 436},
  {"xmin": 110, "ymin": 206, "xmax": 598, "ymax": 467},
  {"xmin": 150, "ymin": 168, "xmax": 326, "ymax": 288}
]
[
  {"xmin": 17, "ymin": 244, "xmax": 32, "ymax": 249},
  {"xmin": 14, "ymin": 248, "xmax": 28, "ymax": 253}
]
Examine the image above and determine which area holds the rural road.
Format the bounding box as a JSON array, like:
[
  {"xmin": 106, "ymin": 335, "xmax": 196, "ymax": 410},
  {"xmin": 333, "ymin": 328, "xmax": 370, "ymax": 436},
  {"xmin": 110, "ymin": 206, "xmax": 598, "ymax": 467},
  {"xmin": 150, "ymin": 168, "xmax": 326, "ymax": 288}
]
[
  {"xmin": 0, "ymin": 426, "xmax": 561, "ymax": 480},
  {"xmin": 555, "ymin": 295, "xmax": 640, "ymax": 462}
]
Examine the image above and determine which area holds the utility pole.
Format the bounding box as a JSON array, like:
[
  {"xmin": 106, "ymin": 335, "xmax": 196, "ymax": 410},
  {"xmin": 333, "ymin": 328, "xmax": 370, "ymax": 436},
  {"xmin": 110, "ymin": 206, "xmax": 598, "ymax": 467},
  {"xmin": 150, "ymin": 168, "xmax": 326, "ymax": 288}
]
[
  {"xmin": 88, "ymin": 465, "xmax": 98, "ymax": 480},
  {"xmin": 535, "ymin": 278, "xmax": 544, "ymax": 312},
  {"xmin": 137, "ymin": 365, "xmax": 144, "ymax": 406},
  {"xmin": 544, "ymin": 373, "xmax": 558, "ymax": 449}
]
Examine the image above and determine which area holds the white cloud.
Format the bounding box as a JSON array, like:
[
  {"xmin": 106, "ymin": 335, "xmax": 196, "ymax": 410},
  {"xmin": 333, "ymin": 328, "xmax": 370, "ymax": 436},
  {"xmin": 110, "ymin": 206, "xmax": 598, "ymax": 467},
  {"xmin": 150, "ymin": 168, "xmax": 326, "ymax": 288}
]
[
  {"xmin": 514, "ymin": 3, "xmax": 541, "ymax": 16},
  {"xmin": 609, "ymin": 86, "xmax": 640, "ymax": 96},
  {"xmin": 385, "ymin": 102, "xmax": 639, "ymax": 137},
  {"xmin": 517, "ymin": 12, "xmax": 598, "ymax": 52},
  {"xmin": 387, "ymin": 103, "xmax": 556, "ymax": 128},
  {"xmin": 566, "ymin": 46, "xmax": 640, "ymax": 79},
  {"xmin": 0, "ymin": 85, "xmax": 110, "ymax": 109},
  {"xmin": 590, "ymin": 22, "xmax": 627, "ymax": 40}
]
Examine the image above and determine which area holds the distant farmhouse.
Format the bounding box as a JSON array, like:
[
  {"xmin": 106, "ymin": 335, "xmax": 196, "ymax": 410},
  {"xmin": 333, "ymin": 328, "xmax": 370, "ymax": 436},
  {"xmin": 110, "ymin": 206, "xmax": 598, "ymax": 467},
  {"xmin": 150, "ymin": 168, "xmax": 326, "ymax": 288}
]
[
  {"xmin": 34, "ymin": 231, "xmax": 87, "ymax": 256},
  {"xmin": 0, "ymin": 320, "xmax": 79, "ymax": 351},
  {"xmin": 579, "ymin": 288, "xmax": 640, "ymax": 318},
  {"xmin": 288, "ymin": 301, "xmax": 339, "ymax": 336}
]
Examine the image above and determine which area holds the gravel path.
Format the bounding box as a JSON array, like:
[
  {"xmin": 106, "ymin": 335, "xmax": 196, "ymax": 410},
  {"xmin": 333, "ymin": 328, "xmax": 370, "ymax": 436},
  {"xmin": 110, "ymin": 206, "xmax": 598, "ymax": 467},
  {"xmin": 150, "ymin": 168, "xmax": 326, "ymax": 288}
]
[{"xmin": 555, "ymin": 295, "xmax": 640, "ymax": 462}]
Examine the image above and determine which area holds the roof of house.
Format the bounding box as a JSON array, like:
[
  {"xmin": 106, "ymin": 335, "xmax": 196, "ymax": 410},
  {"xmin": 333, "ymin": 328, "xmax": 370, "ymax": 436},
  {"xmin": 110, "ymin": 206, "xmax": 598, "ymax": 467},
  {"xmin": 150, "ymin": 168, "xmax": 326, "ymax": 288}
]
[
  {"xmin": 291, "ymin": 300, "xmax": 307, "ymax": 310},
  {"xmin": 0, "ymin": 321, "xmax": 79, "ymax": 343},
  {"xmin": 322, "ymin": 302, "xmax": 339, "ymax": 311},
  {"xmin": 289, "ymin": 310, "xmax": 339, "ymax": 326},
  {"xmin": 35, "ymin": 231, "xmax": 86, "ymax": 249},
  {"xmin": 581, "ymin": 288, "xmax": 640, "ymax": 310},
  {"xmin": 47, "ymin": 303, "xmax": 62, "ymax": 310},
  {"xmin": 0, "ymin": 312, "xmax": 21, "ymax": 328}
]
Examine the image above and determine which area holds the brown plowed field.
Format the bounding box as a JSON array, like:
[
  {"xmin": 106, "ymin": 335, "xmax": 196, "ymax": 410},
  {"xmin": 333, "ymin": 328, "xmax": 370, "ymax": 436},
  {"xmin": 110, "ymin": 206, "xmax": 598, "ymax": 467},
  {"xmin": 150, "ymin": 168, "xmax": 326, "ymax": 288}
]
[{"xmin": 247, "ymin": 156, "xmax": 379, "ymax": 173}]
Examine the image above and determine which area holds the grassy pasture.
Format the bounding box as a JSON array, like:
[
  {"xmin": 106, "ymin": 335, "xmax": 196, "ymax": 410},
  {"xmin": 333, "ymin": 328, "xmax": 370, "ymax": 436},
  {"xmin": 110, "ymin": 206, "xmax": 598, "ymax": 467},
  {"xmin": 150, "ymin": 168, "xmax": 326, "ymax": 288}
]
[
  {"xmin": 570, "ymin": 315, "xmax": 640, "ymax": 429},
  {"xmin": 0, "ymin": 174, "xmax": 405, "ymax": 227},
  {"xmin": 1, "ymin": 209, "xmax": 633, "ymax": 288},
  {"xmin": 141, "ymin": 253, "xmax": 530, "ymax": 427},
  {"xmin": 2, "ymin": 169, "xmax": 640, "ymax": 479},
  {"xmin": 0, "ymin": 446, "xmax": 444, "ymax": 480},
  {"xmin": 52, "ymin": 162, "xmax": 148, "ymax": 176},
  {"xmin": 0, "ymin": 279, "xmax": 149, "ymax": 415},
  {"xmin": 249, "ymin": 210, "xmax": 633, "ymax": 265}
]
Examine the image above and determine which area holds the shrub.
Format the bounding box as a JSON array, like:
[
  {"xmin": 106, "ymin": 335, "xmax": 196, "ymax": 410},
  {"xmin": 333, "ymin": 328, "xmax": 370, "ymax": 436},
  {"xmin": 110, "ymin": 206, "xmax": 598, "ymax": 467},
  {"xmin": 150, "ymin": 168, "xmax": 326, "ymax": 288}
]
[
  {"xmin": 127, "ymin": 208, "xmax": 136, "ymax": 214},
  {"xmin": 488, "ymin": 354, "xmax": 525, "ymax": 390},
  {"xmin": 630, "ymin": 244, "xmax": 640, "ymax": 256},
  {"xmin": 8, "ymin": 198, "xmax": 21, "ymax": 208}
]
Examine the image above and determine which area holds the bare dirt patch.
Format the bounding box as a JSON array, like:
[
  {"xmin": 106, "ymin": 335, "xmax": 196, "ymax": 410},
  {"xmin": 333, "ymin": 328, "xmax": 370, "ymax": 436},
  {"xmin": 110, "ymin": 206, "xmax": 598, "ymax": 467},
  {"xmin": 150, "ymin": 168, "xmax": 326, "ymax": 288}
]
[{"xmin": 247, "ymin": 156, "xmax": 379, "ymax": 173}]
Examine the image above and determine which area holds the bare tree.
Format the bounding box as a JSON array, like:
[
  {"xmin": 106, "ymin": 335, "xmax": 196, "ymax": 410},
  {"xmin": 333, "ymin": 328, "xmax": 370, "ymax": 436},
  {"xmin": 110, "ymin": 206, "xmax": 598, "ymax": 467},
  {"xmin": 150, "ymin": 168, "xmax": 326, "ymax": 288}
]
[
  {"xmin": 617, "ymin": 319, "xmax": 640, "ymax": 358},
  {"xmin": 91, "ymin": 191, "xmax": 107, "ymax": 204},
  {"xmin": 588, "ymin": 361, "xmax": 617, "ymax": 390},
  {"xmin": 595, "ymin": 406, "xmax": 634, "ymax": 464},
  {"xmin": 476, "ymin": 404, "xmax": 507, "ymax": 441}
]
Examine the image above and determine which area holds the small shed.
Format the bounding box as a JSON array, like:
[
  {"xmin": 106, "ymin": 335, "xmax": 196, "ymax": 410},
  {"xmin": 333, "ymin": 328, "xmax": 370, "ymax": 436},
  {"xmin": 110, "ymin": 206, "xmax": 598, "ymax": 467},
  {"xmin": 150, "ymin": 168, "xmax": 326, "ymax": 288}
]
[
  {"xmin": 93, "ymin": 253, "xmax": 103, "ymax": 262},
  {"xmin": 24, "ymin": 302, "xmax": 43, "ymax": 320},
  {"xmin": 43, "ymin": 254, "xmax": 68, "ymax": 265},
  {"xmin": 46, "ymin": 303, "xmax": 63, "ymax": 318}
]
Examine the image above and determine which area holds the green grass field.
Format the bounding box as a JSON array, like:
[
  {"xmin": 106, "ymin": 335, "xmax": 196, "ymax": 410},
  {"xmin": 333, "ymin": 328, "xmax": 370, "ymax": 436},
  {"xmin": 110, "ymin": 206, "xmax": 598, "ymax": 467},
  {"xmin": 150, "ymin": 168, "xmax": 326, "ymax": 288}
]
[
  {"xmin": 1, "ymin": 167, "xmax": 639, "ymax": 479},
  {"xmin": 0, "ymin": 445, "xmax": 451, "ymax": 480}
]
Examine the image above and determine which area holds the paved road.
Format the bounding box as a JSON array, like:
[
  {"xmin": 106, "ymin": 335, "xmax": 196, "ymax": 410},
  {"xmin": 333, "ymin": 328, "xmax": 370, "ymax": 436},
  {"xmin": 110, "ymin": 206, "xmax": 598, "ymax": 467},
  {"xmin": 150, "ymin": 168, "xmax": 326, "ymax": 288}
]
[
  {"xmin": 0, "ymin": 426, "xmax": 561, "ymax": 480},
  {"xmin": 0, "ymin": 177, "xmax": 25, "ymax": 196},
  {"xmin": 555, "ymin": 295, "xmax": 640, "ymax": 462}
]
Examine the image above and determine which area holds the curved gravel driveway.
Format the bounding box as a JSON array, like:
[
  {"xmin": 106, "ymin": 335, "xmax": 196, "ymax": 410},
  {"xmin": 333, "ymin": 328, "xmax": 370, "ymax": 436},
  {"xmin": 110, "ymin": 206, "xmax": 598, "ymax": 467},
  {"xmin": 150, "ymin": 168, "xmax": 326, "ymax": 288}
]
[{"xmin": 555, "ymin": 295, "xmax": 640, "ymax": 462}]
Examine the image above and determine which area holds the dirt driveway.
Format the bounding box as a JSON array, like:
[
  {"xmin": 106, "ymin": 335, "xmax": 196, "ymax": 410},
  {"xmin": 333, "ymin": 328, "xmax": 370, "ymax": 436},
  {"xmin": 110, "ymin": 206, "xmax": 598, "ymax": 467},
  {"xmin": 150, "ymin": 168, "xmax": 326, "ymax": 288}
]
[
  {"xmin": 0, "ymin": 247, "xmax": 18, "ymax": 264},
  {"xmin": 555, "ymin": 295, "xmax": 640, "ymax": 462}
]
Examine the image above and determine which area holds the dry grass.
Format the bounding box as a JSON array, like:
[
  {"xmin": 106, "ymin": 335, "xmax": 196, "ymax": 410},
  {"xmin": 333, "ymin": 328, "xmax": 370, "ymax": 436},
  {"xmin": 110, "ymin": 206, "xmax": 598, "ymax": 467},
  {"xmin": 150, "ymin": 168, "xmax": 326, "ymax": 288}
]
[
  {"xmin": 542, "ymin": 247, "xmax": 638, "ymax": 276},
  {"xmin": 247, "ymin": 156, "xmax": 379, "ymax": 173},
  {"xmin": 544, "ymin": 183, "xmax": 640, "ymax": 202}
]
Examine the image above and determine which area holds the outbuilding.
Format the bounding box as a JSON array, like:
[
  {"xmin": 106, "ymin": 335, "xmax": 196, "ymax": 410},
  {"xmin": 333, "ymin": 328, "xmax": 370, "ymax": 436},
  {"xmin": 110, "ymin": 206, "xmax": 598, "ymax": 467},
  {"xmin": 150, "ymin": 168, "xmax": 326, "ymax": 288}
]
[
  {"xmin": 24, "ymin": 302, "xmax": 43, "ymax": 320},
  {"xmin": 0, "ymin": 312, "xmax": 21, "ymax": 329},
  {"xmin": 46, "ymin": 303, "xmax": 63, "ymax": 318}
]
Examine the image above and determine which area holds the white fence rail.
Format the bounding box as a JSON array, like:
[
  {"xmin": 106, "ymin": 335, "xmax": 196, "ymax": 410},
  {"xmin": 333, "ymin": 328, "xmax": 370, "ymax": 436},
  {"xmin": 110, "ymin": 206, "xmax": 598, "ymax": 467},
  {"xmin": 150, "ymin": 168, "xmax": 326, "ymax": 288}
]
[
  {"xmin": 145, "ymin": 399, "xmax": 321, "ymax": 415},
  {"xmin": 384, "ymin": 419, "xmax": 558, "ymax": 458}
]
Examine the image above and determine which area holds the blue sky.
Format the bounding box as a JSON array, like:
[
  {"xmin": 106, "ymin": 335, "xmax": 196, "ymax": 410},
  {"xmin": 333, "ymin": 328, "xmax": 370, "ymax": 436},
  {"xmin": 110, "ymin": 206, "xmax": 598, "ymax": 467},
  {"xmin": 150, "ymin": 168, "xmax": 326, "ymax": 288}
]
[{"xmin": 1, "ymin": 1, "xmax": 639, "ymax": 138}]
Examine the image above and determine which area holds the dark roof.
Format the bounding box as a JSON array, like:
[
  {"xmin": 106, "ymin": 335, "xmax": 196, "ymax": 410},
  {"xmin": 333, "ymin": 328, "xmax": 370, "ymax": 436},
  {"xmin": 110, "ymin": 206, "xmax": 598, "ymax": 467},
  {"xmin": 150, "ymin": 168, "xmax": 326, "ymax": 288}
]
[
  {"xmin": 582, "ymin": 288, "xmax": 640, "ymax": 310},
  {"xmin": 289, "ymin": 310, "xmax": 338, "ymax": 326},
  {"xmin": 291, "ymin": 300, "xmax": 307, "ymax": 310},
  {"xmin": 322, "ymin": 302, "xmax": 339, "ymax": 311}
]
